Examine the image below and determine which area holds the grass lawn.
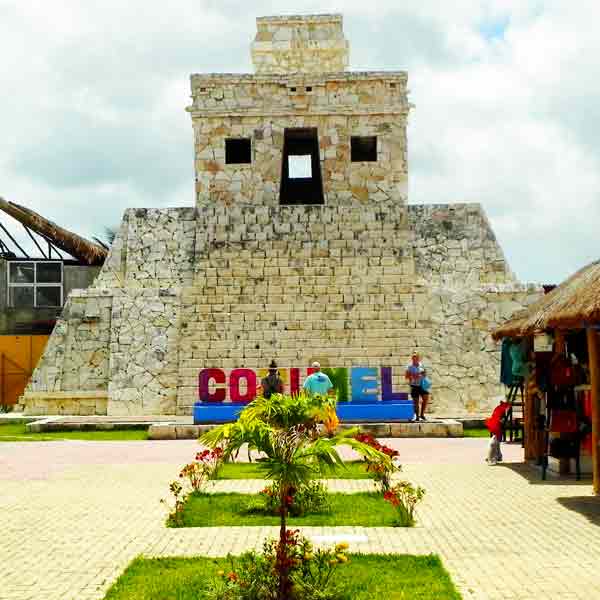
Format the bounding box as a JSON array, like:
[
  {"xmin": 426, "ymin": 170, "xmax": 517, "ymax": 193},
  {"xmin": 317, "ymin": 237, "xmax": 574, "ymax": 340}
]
[
  {"xmin": 462, "ymin": 427, "xmax": 490, "ymax": 438},
  {"xmin": 217, "ymin": 460, "xmax": 369, "ymax": 480},
  {"xmin": 104, "ymin": 554, "xmax": 462, "ymax": 599},
  {"xmin": 176, "ymin": 491, "xmax": 399, "ymax": 527},
  {"xmin": 0, "ymin": 423, "xmax": 148, "ymax": 442}
]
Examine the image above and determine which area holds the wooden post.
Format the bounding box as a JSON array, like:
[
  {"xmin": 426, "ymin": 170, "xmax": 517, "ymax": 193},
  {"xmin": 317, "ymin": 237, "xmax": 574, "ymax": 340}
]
[{"xmin": 586, "ymin": 328, "xmax": 600, "ymax": 495}]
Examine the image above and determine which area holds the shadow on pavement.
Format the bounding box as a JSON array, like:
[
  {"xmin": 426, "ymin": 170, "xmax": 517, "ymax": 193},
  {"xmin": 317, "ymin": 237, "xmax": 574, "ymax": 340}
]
[
  {"xmin": 557, "ymin": 496, "xmax": 600, "ymax": 526},
  {"xmin": 496, "ymin": 462, "xmax": 592, "ymax": 486}
]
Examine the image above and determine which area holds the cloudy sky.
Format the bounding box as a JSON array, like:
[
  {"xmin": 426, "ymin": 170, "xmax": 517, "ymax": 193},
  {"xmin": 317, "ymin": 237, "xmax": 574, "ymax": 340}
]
[{"xmin": 1, "ymin": 0, "xmax": 598, "ymax": 283}]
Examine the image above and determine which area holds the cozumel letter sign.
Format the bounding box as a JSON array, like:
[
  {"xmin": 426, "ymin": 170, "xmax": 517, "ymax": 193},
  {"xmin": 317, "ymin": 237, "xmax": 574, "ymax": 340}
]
[{"xmin": 193, "ymin": 366, "xmax": 413, "ymax": 424}]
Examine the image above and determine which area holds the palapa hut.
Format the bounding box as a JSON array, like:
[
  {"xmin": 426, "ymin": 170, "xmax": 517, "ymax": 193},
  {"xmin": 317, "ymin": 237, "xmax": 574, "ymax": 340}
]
[{"xmin": 493, "ymin": 259, "xmax": 600, "ymax": 495}]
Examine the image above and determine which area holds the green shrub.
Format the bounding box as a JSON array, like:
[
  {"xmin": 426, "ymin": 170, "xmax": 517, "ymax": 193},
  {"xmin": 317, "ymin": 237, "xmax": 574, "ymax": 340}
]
[
  {"xmin": 249, "ymin": 480, "xmax": 330, "ymax": 517},
  {"xmin": 205, "ymin": 530, "xmax": 349, "ymax": 600},
  {"xmin": 322, "ymin": 368, "xmax": 349, "ymax": 403}
]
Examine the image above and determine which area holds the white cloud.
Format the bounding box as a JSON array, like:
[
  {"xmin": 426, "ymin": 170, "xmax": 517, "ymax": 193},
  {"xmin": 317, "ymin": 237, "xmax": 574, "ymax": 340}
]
[{"xmin": 0, "ymin": 0, "xmax": 598, "ymax": 283}]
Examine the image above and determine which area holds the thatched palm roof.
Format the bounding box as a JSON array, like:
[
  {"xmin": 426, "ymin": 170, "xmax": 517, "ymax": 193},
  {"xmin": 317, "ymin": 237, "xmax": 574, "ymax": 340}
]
[
  {"xmin": 0, "ymin": 197, "xmax": 108, "ymax": 265},
  {"xmin": 492, "ymin": 259, "xmax": 600, "ymax": 340}
]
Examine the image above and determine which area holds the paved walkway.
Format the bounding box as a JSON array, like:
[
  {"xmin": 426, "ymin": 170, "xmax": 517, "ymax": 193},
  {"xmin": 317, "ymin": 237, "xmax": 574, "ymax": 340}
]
[{"xmin": 1, "ymin": 439, "xmax": 598, "ymax": 600}]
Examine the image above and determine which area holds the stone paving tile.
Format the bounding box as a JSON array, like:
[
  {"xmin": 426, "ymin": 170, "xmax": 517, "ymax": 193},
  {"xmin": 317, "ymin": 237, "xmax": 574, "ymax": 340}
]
[{"xmin": 0, "ymin": 439, "xmax": 598, "ymax": 600}]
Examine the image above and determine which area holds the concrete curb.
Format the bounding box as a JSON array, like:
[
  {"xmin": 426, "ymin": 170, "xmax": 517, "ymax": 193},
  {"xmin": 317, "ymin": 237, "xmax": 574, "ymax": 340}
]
[{"xmin": 148, "ymin": 419, "xmax": 464, "ymax": 440}]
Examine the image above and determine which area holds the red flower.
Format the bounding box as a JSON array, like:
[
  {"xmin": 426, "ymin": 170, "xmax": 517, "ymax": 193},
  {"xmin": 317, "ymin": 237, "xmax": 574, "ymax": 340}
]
[
  {"xmin": 196, "ymin": 449, "xmax": 211, "ymax": 461},
  {"xmin": 383, "ymin": 490, "xmax": 400, "ymax": 507}
]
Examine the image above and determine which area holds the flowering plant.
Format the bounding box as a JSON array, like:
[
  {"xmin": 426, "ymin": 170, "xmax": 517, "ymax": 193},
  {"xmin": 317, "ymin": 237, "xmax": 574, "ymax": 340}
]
[
  {"xmin": 383, "ymin": 481, "xmax": 426, "ymax": 527},
  {"xmin": 320, "ymin": 404, "xmax": 340, "ymax": 437},
  {"xmin": 205, "ymin": 530, "xmax": 350, "ymax": 600},
  {"xmin": 162, "ymin": 447, "xmax": 224, "ymax": 526},
  {"xmin": 354, "ymin": 432, "xmax": 400, "ymax": 492},
  {"xmin": 179, "ymin": 447, "xmax": 223, "ymax": 492},
  {"xmin": 160, "ymin": 481, "xmax": 187, "ymax": 527}
]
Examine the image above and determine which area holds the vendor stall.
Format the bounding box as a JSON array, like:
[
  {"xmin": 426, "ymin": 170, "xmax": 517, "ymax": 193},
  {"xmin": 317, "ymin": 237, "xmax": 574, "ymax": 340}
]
[{"xmin": 492, "ymin": 260, "xmax": 600, "ymax": 495}]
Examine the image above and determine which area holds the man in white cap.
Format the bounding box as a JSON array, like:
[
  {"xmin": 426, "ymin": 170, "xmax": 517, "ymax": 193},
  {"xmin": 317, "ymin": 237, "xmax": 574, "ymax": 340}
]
[{"xmin": 302, "ymin": 361, "xmax": 333, "ymax": 396}]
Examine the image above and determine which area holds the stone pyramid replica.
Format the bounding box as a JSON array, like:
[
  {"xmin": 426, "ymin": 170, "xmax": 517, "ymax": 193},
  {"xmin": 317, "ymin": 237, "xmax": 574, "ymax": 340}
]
[{"xmin": 23, "ymin": 14, "xmax": 538, "ymax": 416}]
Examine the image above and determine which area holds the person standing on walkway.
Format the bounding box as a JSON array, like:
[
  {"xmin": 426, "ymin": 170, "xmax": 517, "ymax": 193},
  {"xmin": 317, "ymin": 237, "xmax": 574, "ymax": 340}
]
[
  {"xmin": 303, "ymin": 361, "xmax": 333, "ymax": 396},
  {"xmin": 405, "ymin": 352, "xmax": 426, "ymax": 421},
  {"xmin": 261, "ymin": 359, "xmax": 284, "ymax": 399},
  {"xmin": 419, "ymin": 369, "xmax": 432, "ymax": 421}
]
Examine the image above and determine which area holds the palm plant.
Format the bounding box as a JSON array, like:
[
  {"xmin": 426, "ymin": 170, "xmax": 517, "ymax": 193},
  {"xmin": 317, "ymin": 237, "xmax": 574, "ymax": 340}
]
[{"xmin": 201, "ymin": 392, "xmax": 390, "ymax": 600}]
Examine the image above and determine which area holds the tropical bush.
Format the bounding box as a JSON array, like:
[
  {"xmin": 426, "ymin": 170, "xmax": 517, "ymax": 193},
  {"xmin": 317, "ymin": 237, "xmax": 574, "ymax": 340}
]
[
  {"xmin": 353, "ymin": 432, "xmax": 400, "ymax": 492},
  {"xmin": 201, "ymin": 392, "xmax": 388, "ymax": 600},
  {"xmin": 384, "ymin": 481, "xmax": 426, "ymax": 527},
  {"xmin": 162, "ymin": 447, "xmax": 224, "ymax": 525},
  {"xmin": 249, "ymin": 480, "xmax": 330, "ymax": 517},
  {"xmin": 321, "ymin": 367, "xmax": 349, "ymax": 403},
  {"xmin": 205, "ymin": 530, "xmax": 349, "ymax": 600},
  {"xmin": 180, "ymin": 447, "xmax": 224, "ymax": 492}
]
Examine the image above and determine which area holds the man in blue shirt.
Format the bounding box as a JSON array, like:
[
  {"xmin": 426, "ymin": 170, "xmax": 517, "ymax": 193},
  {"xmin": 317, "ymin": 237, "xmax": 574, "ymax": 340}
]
[
  {"xmin": 405, "ymin": 352, "xmax": 427, "ymax": 421},
  {"xmin": 303, "ymin": 362, "xmax": 333, "ymax": 396}
]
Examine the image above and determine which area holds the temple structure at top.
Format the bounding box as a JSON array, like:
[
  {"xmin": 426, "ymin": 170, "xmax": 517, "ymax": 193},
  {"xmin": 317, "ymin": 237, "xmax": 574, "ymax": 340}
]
[
  {"xmin": 22, "ymin": 15, "xmax": 539, "ymax": 417},
  {"xmin": 189, "ymin": 14, "xmax": 408, "ymax": 209}
]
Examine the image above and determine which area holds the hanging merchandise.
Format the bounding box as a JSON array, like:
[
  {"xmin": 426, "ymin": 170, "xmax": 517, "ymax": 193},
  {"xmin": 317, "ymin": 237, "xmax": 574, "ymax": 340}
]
[
  {"xmin": 550, "ymin": 354, "xmax": 579, "ymax": 387},
  {"xmin": 549, "ymin": 409, "xmax": 578, "ymax": 434},
  {"xmin": 509, "ymin": 339, "xmax": 528, "ymax": 380},
  {"xmin": 500, "ymin": 338, "xmax": 513, "ymax": 386}
]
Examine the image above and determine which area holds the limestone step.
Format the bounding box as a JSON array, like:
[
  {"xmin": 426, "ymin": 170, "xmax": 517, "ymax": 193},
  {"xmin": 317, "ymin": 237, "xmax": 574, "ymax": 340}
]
[{"xmin": 148, "ymin": 419, "xmax": 463, "ymax": 440}]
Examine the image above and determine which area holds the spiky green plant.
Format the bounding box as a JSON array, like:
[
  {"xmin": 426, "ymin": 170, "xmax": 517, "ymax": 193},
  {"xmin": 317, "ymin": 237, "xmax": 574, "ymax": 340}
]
[{"xmin": 201, "ymin": 392, "xmax": 390, "ymax": 600}]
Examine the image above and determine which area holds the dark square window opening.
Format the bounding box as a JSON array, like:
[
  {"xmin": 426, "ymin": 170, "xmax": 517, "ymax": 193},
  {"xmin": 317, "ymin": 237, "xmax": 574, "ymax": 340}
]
[
  {"xmin": 351, "ymin": 136, "xmax": 378, "ymax": 162},
  {"xmin": 225, "ymin": 138, "xmax": 252, "ymax": 164},
  {"xmin": 279, "ymin": 128, "xmax": 324, "ymax": 206}
]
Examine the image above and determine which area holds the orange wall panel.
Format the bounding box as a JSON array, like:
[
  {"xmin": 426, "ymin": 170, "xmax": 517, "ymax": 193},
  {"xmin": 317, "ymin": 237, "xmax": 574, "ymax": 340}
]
[{"xmin": 0, "ymin": 335, "xmax": 50, "ymax": 405}]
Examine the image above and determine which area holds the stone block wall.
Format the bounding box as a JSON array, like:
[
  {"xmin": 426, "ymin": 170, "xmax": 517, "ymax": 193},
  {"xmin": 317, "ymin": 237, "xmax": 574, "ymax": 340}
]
[
  {"xmin": 251, "ymin": 14, "xmax": 349, "ymax": 74},
  {"xmin": 424, "ymin": 284, "xmax": 539, "ymax": 413},
  {"xmin": 188, "ymin": 84, "xmax": 409, "ymax": 208},
  {"xmin": 189, "ymin": 72, "xmax": 408, "ymax": 115},
  {"xmin": 107, "ymin": 288, "xmax": 180, "ymax": 415},
  {"xmin": 22, "ymin": 202, "xmax": 541, "ymax": 416},
  {"xmin": 26, "ymin": 291, "xmax": 112, "ymax": 395},
  {"xmin": 410, "ymin": 203, "xmax": 516, "ymax": 286},
  {"xmin": 95, "ymin": 207, "xmax": 198, "ymax": 288}
]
